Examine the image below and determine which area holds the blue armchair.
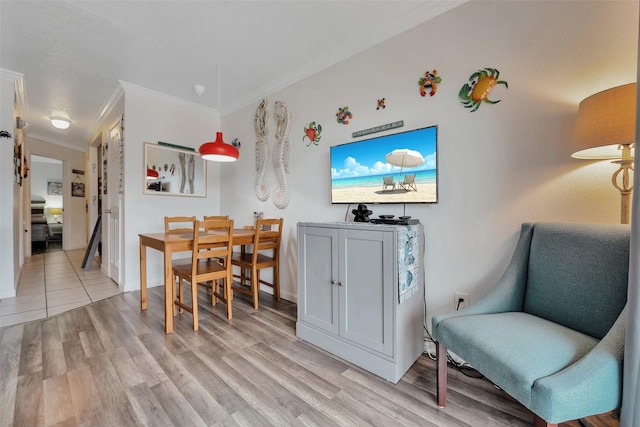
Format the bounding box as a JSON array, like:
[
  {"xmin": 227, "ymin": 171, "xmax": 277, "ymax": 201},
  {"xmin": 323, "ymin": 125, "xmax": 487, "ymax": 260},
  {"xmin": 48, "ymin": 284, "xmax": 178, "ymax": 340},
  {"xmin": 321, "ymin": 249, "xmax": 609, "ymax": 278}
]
[{"xmin": 432, "ymin": 222, "xmax": 629, "ymax": 427}]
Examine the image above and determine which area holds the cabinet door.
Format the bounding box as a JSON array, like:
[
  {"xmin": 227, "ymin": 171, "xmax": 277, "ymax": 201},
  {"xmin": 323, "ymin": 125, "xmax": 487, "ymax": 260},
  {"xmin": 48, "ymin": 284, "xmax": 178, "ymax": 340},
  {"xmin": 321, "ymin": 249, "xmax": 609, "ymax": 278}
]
[
  {"xmin": 340, "ymin": 228, "xmax": 394, "ymax": 357},
  {"xmin": 298, "ymin": 226, "xmax": 340, "ymax": 335}
]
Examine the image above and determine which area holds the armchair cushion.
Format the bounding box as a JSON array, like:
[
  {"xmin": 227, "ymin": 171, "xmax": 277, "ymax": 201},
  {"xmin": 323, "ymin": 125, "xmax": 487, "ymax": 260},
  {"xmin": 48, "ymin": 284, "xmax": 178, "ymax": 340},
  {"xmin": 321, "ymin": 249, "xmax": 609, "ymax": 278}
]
[{"xmin": 436, "ymin": 312, "xmax": 598, "ymax": 408}]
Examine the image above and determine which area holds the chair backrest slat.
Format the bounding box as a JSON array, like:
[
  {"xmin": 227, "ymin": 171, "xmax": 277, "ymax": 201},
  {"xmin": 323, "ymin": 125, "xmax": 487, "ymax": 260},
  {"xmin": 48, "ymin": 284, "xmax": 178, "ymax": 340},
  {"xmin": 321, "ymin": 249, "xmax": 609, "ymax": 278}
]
[
  {"xmin": 165, "ymin": 216, "xmax": 196, "ymax": 234},
  {"xmin": 203, "ymin": 215, "xmax": 230, "ymax": 231}
]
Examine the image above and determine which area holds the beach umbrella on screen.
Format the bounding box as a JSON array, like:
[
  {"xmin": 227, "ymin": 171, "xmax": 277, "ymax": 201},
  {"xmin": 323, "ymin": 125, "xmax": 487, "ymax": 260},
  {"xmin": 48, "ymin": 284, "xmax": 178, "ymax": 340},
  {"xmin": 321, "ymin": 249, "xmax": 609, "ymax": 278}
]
[{"xmin": 385, "ymin": 148, "xmax": 424, "ymax": 174}]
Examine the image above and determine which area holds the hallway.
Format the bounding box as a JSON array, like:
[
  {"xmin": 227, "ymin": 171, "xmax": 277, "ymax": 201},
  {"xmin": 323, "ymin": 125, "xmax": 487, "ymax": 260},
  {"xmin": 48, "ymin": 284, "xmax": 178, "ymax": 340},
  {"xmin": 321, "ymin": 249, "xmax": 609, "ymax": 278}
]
[{"xmin": 0, "ymin": 249, "xmax": 121, "ymax": 328}]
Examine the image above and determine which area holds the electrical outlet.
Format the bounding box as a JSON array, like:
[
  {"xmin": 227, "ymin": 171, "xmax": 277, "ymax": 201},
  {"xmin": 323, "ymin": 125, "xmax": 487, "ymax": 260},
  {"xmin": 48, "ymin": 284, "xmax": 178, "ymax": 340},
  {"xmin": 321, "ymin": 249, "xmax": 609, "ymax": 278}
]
[{"xmin": 454, "ymin": 292, "xmax": 469, "ymax": 310}]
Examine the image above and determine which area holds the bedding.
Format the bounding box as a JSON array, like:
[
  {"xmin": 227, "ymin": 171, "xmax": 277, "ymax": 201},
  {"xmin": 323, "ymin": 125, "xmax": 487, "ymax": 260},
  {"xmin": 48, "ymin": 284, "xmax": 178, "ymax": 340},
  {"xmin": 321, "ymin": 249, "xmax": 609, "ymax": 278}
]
[{"xmin": 31, "ymin": 195, "xmax": 50, "ymax": 244}]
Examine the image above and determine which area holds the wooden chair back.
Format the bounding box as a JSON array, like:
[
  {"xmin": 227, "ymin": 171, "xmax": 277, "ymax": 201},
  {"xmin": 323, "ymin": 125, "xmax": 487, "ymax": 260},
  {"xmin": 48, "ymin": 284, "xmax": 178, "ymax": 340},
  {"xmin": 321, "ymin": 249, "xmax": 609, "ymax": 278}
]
[
  {"xmin": 165, "ymin": 216, "xmax": 196, "ymax": 234},
  {"xmin": 192, "ymin": 219, "xmax": 234, "ymax": 270},
  {"xmin": 252, "ymin": 218, "xmax": 283, "ymax": 262},
  {"xmin": 203, "ymin": 215, "xmax": 230, "ymax": 231}
]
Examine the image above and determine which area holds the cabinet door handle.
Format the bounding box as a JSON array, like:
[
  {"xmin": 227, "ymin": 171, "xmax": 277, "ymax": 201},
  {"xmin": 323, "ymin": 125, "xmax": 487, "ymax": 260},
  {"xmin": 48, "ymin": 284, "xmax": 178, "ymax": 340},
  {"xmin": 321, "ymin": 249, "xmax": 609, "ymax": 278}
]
[
  {"xmin": 337, "ymin": 281, "xmax": 344, "ymax": 286},
  {"xmin": 331, "ymin": 280, "xmax": 337, "ymax": 285}
]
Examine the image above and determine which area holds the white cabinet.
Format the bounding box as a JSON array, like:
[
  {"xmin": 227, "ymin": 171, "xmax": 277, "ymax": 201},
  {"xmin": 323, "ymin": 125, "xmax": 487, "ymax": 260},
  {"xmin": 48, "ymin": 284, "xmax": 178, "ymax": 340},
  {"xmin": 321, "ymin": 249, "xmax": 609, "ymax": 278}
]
[{"xmin": 296, "ymin": 222, "xmax": 424, "ymax": 383}]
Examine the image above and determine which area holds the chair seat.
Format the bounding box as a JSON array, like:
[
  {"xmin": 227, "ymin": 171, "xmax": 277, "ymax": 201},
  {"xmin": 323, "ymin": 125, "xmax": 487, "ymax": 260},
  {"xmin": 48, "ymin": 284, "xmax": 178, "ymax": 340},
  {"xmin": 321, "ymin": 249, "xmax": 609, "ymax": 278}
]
[
  {"xmin": 437, "ymin": 311, "xmax": 599, "ymax": 408},
  {"xmin": 173, "ymin": 258, "xmax": 226, "ymax": 277},
  {"xmin": 230, "ymin": 251, "xmax": 275, "ymax": 266}
]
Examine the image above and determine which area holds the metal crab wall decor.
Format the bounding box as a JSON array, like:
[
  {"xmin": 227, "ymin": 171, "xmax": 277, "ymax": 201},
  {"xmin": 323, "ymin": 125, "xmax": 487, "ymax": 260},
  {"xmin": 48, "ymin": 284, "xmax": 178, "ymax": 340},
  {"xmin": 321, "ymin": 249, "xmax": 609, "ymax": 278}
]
[
  {"xmin": 459, "ymin": 67, "xmax": 508, "ymax": 112},
  {"xmin": 419, "ymin": 69, "xmax": 441, "ymax": 97},
  {"xmin": 303, "ymin": 121, "xmax": 322, "ymax": 146},
  {"xmin": 336, "ymin": 106, "xmax": 353, "ymax": 125}
]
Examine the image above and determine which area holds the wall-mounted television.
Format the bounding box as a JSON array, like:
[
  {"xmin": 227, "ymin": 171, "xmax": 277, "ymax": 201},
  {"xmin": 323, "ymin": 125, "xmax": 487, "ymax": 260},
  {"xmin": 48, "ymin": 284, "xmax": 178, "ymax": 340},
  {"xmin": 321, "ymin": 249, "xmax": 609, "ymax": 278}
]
[{"xmin": 330, "ymin": 125, "xmax": 438, "ymax": 204}]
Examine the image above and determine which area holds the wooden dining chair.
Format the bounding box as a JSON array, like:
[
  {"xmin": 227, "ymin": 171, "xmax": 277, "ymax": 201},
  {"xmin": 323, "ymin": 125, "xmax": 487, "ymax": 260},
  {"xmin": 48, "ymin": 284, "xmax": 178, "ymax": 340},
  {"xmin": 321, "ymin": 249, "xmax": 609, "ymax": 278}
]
[
  {"xmin": 231, "ymin": 218, "xmax": 283, "ymax": 309},
  {"xmin": 172, "ymin": 219, "xmax": 234, "ymax": 330},
  {"xmin": 203, "ymin": 215, "xmax": 229, "ymax": 230},
  {"xmin": 165, "ymin": 216, "xmax": 197, "ymax": 234}
]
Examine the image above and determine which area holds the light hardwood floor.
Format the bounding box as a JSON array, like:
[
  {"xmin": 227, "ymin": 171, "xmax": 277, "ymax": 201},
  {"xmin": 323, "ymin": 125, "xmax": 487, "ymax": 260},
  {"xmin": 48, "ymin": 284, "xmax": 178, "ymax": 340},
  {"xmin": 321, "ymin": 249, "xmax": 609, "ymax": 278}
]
[{"xmin": 0, "ymin": 285, "xmax": 617, "ymax": 427}]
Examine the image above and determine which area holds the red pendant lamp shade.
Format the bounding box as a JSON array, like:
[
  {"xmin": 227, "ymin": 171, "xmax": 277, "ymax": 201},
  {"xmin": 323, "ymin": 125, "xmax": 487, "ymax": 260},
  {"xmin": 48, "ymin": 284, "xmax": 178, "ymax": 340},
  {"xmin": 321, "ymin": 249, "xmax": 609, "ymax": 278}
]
[
  {"xmin": 199, "ymin": 132, "xmax": 239, "ymax": 162},
  {"xmin": 146, "ymin": 168, "xmax": 159, "ymax": 179}
]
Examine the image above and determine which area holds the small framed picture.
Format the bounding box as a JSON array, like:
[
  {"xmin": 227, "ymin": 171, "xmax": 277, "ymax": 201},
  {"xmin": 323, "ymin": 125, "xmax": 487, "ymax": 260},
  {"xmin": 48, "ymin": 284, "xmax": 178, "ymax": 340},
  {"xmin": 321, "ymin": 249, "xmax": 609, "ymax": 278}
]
[
  {"xmin": 71, "ymin": 182, "xmax": 85, "ymax": 197},
  {"xmin": 47, "ymin": 180, "xmax": 63, "ymax": 195}
]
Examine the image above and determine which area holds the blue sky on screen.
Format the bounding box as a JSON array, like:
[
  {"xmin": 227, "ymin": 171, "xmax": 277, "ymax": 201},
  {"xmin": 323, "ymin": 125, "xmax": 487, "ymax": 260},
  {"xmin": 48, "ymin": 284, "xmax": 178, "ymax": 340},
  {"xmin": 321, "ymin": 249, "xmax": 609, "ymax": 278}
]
[{"xmin": 331, "ymin": 126, "xmax": 437, "ymax": 179}]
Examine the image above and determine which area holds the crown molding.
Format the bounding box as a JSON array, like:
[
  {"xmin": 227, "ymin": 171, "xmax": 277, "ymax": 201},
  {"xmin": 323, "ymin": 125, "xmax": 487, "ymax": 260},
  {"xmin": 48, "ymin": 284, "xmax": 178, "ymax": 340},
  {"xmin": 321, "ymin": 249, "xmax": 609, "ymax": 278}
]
[{"xmin": 1, "ymin": 68, "xmax": 26, "ymax": 113}]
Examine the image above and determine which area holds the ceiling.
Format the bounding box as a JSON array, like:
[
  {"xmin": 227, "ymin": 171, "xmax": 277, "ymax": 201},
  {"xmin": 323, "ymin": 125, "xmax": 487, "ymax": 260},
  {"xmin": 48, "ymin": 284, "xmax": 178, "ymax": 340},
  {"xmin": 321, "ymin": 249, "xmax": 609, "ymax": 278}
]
[{"xmin": 0, "ymin": 1, "xmax": 465, "ymax": 151}]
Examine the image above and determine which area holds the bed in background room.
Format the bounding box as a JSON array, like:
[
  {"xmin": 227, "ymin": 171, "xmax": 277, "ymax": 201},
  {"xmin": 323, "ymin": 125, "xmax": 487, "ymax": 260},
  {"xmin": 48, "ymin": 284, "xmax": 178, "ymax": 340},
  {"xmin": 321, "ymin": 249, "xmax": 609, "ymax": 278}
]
[{"xmin": 31, "ymin": 195, "xmax": 50, "ymax": 247}]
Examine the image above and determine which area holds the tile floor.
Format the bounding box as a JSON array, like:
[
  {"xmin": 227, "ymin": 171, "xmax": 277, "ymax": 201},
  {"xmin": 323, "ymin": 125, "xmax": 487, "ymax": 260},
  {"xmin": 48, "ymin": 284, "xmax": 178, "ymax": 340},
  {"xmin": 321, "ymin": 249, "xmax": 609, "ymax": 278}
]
[{"xmin": 0, "ymin": 248, "xmax": 121, "ymax": 328}]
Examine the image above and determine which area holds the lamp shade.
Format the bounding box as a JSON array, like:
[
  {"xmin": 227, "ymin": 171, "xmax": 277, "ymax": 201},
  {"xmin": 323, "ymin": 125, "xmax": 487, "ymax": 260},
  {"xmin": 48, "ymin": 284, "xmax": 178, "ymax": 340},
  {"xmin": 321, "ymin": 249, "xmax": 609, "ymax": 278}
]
[
  {"xmin": 573, "ymin": 83, "xmax": 636, "ymax": 159},
  {"xmin": 199, "ymin": 132, "xmax": 239, "ymax": 162},
  {"xmin": 146, "ymin": 168, "xmax": 159, "ymax": 179}
]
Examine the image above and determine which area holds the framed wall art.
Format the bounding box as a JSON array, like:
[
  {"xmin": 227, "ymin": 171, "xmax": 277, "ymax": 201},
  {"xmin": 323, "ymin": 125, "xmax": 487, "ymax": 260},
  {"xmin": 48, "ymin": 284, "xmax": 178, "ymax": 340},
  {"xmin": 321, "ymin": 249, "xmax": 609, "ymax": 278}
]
[
  {"xmin": 47, "ymin": 180, "xmax": 63, "ymax": 195},
  {"xmin": 14, "ymin": 138, "xmax": 22, "ymax": 185},
  {"xmin": 72, "ymin": 182, "xmax": 85, "ymax": 198}
]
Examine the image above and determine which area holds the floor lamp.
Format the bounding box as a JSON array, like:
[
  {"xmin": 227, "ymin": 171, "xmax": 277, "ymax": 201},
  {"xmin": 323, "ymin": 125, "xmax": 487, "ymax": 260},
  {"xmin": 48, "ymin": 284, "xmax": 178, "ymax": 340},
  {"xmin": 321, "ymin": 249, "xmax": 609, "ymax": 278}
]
[{"xmin": 573, "ymin": 83, "xmax": 636, "ymax": 224}]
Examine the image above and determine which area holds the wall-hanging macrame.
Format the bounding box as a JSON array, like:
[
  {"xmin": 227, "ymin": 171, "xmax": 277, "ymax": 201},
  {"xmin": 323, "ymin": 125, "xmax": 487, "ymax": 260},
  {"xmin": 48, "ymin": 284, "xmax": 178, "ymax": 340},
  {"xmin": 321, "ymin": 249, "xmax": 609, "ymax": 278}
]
[
  {"xmin": 459, "ymin": 67, "xmax": 508, "ymax": 112},
  {"xmin": 273, "ymin": 101, "xmax": 291, "ymax": 209},
  {"xmin": 255, "ymin": 98, "xmax": 270, "ymax": 201}
]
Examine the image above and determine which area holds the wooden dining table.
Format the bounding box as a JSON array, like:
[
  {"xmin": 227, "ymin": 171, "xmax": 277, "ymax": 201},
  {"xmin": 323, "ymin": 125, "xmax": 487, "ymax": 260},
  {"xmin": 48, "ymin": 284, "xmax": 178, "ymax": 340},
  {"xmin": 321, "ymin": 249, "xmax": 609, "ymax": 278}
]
[{"xmin": 139, "ymin": 228, "xmax": 255, "ymax": 334}]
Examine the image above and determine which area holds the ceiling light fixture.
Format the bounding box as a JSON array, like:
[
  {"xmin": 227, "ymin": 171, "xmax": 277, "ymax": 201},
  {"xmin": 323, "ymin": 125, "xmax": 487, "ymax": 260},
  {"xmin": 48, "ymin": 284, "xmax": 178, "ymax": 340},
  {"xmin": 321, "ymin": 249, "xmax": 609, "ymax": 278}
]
[
  {"xmin": 50, "ymin": 117, "xmax": 70, "ymax": 129},
  {"xmin": 199, "ymin": 64, "xmax": 239, "ymax": 162},
  {"xmin": 50, "ymin": 109, "xmax": 71, "ymax": 129}
]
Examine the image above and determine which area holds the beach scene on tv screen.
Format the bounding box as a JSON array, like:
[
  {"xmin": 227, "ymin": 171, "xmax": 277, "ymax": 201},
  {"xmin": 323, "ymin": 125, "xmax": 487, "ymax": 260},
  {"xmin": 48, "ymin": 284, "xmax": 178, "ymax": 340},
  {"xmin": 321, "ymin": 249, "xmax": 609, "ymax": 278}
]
[{"xmin": 331, "ymin": 126, "xmax": 437, "ymax": 204}]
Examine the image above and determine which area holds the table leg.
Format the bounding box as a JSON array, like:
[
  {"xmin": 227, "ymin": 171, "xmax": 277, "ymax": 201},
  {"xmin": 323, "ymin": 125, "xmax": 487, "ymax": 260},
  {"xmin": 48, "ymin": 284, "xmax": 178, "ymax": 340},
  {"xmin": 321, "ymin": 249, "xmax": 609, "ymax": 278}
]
[
  {"xmin": 139, "ymin": 237, "xmax": 148, "ymax": 310},
  {"xmin": 164, "ymin": 246, "xmax": 174, "ymax": 334}
]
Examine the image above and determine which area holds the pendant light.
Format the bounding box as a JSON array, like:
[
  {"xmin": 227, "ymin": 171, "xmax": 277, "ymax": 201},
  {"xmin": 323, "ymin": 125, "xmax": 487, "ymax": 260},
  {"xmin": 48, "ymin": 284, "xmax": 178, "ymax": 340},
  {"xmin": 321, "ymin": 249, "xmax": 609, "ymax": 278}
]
[
  {"xmin": 199, "ymin": 64, "xmax": 239, "ymax": 162},
  {"xmin": 146, "ymin": 168, "xmax": 159, "ymax": 179}
]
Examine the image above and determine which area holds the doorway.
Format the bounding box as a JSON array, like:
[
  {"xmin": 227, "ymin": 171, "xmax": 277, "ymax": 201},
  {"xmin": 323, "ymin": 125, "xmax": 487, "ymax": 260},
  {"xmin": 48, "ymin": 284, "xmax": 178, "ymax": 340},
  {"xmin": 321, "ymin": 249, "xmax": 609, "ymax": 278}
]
[{"xmin": 30, "ymin": 155, "xmax": 64, "ymax": 254}]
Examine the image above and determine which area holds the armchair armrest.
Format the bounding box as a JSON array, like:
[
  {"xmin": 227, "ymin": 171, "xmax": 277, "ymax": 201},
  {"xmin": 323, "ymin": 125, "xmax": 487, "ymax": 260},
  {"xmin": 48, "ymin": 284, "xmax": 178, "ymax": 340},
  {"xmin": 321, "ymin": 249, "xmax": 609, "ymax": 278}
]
[
  {"xmin": 432, "ymin": 223, "xmax": 534, "ymax": 340},
  {"xmin": 530, "ymin": 306, "xmax": 627, "ymax": 423}
]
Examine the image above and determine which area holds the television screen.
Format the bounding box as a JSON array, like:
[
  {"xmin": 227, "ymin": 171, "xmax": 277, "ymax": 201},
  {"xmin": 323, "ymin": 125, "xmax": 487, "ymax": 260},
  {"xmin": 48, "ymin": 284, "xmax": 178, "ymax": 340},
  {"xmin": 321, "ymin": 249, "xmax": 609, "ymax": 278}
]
[{"xmin": 330, "ymin": 125, "xmax": 438, "ymax": 204}]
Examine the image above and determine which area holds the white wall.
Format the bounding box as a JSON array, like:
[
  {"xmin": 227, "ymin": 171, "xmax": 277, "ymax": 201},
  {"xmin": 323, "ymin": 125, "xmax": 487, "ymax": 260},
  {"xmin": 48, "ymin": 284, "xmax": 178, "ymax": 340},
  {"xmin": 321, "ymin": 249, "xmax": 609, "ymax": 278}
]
[
  {"xmin": 121, "ymin": 83, "xmax": 222, "ymax": 292},
  {"xmin": 220, "ymin": 1, "xmax": 639, "ymax": 322},
  {"xmin": 0, "ymin": 69, "xmax": 23, "ymax": 298}
]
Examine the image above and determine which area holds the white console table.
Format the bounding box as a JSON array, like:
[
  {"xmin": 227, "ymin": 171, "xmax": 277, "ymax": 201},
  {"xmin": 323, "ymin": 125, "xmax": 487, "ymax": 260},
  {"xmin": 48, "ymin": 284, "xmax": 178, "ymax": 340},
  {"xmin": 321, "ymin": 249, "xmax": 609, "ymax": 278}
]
[{"xmin": 296, "ymin": 222, "xmax": 424, "ymax": 383}]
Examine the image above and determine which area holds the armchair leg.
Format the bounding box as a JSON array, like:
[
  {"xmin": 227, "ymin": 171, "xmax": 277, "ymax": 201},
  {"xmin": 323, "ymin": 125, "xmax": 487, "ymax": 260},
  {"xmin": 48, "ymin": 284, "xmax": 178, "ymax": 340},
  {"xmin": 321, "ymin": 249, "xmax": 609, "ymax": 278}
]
[
  {"xmin": 533, "ymin": 414, "xmax": 557, "ymax": 427},
  {"xmin": 436, "ymin": 342, "xmax": 447, "ymax": 408}
]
